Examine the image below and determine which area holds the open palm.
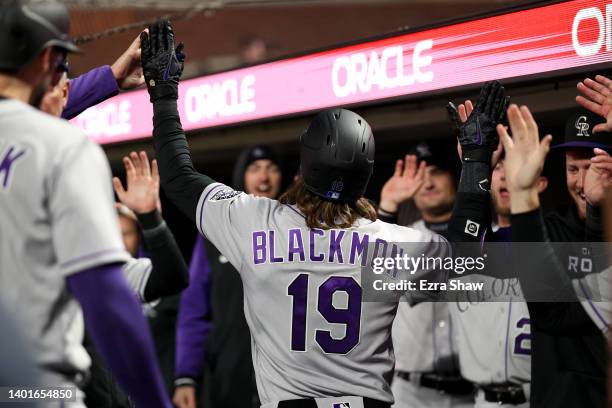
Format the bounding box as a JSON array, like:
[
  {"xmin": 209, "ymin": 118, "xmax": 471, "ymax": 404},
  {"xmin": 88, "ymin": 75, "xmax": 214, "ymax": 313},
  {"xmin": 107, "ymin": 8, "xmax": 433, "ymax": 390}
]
[
  {"xmin": 112, "ymin": 151, "xmax": 161, "ymax": 214},
  {"xmin": 498, "ymin": 105, "xmax": 552, "ymax": 192},
  {"xmin": 379, "ymin": 154, "xmax": 426, "ymax": 212},
  {"xmin": 576, "ymin": 75, "xmax": 612, "ymax": 133}
]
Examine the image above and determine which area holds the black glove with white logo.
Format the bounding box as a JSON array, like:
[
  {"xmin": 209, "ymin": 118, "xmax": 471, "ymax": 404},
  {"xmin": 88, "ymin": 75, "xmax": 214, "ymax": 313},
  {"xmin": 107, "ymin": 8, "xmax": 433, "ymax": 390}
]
[
  {"xmin": 447, "ymin": 81, "xmax": 509, "ymax": 164},
  {"xmin": 140, "ymin": 21, "xmax": 185, "ymax": 102}
]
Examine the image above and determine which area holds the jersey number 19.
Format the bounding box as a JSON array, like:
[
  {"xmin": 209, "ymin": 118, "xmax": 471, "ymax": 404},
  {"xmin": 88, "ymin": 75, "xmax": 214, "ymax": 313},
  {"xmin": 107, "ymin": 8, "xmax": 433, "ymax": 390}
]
[{"xmin": 287, "ymin": 274, "xmax": 362, "ymax": 354}]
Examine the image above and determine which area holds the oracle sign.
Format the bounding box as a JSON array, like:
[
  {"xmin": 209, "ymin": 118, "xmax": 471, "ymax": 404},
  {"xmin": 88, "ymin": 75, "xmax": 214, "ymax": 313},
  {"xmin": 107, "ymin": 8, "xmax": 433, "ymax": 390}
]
[{"xmin": 73, "ymin": 0, "xmax": 612, "ymax": 145}]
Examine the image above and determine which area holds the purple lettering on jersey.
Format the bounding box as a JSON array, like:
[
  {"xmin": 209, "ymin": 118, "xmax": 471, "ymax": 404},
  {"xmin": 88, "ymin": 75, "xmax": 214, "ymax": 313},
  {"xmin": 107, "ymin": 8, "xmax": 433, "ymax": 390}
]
[
  {"xmin": 328, "ymin": 230, "xmax": 345, "ymax": 263},
  {"xmin": 288, "ymin": 273, "xmax": 309, "ymax": 351},
  {"xmin": 372, "ymin": 238, "xmax": 388, "ymax": 259},
  {"xmin": 316, "ymin": 276, "xmax": 362, "ymax": 354},
  {"xmin": 269, "ymin": 230, "xmax": 284, "ymax": 263},
  {"xmin": 513, "ymin": 317, "xmax": 531, "ymax": 356},
  {"xmin": 309, "ymin": 229, "xmax": 324, "ymax": 262},
  {"xmin": 252, "ymin": 231, "xmax": 267, "ymax": 264},
  {"xmin": 388, "ymin": 244, "xmax": 401, "ymax": 278},
  {"xmin": 0, "ymin": 146, "xmax": 26, "ymax": 189},
  {"xmin": 349, "ymin": 232, "xmax": 369, "ymax": 267},
  {"xmin": 288, "ymin": 228, "xmax": 305, "ymax": 262}
]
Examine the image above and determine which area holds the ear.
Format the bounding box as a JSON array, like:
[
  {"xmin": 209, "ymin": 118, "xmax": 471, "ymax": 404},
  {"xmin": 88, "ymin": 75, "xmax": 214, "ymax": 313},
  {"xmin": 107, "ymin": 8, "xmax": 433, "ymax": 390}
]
[
  {"xmin": 62, "ymin": 77, "xmax": 71, "ymax": 109},
  {"xmin": 536, "ymin": 176, "xmax": 548, "ymax": 193},
  {"xmin": 38, "ymin": 48, "xmax": 54, "ymax": 73}
]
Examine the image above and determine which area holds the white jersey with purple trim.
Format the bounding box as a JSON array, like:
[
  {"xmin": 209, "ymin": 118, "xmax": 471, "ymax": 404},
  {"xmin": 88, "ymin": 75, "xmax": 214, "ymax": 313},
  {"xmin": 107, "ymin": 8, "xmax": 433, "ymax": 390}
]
[
  {"xmin": 195, "ymin": 183, "xmax": 449, "ymax": 407},
  {"xmin": 392, "ymin": 220, "xmax": 459, "ymax": 374},
  {"xmin": 0, "ymin": 99, "xmax": 129, "ymax": 385},
  {"xmin": 449, "ymin": 275, "xmax": 531, "ymax": 385},
  {"xmin": 574, "ymin": 265, "xmax": 611, "ymax": 335}
]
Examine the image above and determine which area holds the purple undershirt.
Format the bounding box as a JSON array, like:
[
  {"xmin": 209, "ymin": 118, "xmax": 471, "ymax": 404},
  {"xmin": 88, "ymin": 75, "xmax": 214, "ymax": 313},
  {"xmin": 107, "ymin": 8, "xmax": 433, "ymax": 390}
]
[
  {"xmin": 175, "ymin": 235, "xmax": 213, "ymax": 379},
  {"xmin": 66, "ymin": 264, "xmax": 171, "ymax": 408},
  {"xmin": 62, "ymin": 65, "xmax": 119, "ymax": 120}
]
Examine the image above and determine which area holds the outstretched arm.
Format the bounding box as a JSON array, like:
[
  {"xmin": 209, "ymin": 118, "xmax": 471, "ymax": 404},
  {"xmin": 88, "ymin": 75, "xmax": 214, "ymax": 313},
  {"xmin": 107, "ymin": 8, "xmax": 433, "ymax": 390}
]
[
  {"xmin": 141, "ymin": 22, "xmax": 214, "ymax": 222},
  {"xmin": 113, "ymin": 151, "xmax": 189, "ymax": 301},
  {"xmin": 446, "ymin": 81, "xmax": 508, "ymax": 244}
]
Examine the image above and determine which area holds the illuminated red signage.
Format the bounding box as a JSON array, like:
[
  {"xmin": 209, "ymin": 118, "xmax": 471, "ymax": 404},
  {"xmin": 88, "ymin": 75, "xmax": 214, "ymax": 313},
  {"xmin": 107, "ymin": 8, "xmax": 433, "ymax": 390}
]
[{"xmin": 72, "ymin": 0, "xmax": 612, "ymax": 144}]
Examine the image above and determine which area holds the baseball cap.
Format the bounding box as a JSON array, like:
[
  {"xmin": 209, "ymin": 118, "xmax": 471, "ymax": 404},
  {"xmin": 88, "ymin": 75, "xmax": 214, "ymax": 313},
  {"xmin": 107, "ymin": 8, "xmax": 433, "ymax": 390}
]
[
  {"xmin": 552, "ymin": 108, "xmax": 612, "ymax": 152},
  {"xmin": 409, "ymin": 141, "xmax": 460, "ymax": 176}
]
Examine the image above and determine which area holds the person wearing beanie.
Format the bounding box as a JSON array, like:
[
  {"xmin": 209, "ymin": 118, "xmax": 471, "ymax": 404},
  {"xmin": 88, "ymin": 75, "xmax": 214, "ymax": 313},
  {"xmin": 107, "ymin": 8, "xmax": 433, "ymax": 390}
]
[{"xmin": 173, "ymin": 145, "xmax": 282, "ymax": 408}]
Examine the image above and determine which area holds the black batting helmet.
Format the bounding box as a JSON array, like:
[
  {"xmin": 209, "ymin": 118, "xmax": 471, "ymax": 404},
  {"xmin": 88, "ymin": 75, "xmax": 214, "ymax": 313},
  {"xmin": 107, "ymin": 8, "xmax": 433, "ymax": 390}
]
[
  {"xmin": 300, "ymin": 109, "xmax": 375, "ymax": 203},
  {"xmin": 0, "ymin": 0, "xmax": 80, "ymax": 72}
]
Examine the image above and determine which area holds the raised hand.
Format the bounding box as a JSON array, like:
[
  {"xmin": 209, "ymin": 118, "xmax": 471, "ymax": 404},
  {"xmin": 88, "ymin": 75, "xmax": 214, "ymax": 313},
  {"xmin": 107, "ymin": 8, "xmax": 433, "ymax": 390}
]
[
  {"xmin": 584, "ymin": 148, "xmax": 612, "ymax": 206},
  {"xmin": 447, "ymin": 81, "xmax": 509, "ymax": 165},
  {"xmin": 454, "ymin": 99, "xmax": 504, "ymax": 166},
  {"xmin": 576, "ymin": 75, "xmax": 612, "ymax": 133},
  {"xmin": 497, "ymin": 105, "xmax": 552, "ymax": 213},
  {"xmin": 111, "ymin": 33, "xmax": 145, "ymax": 91},
  {"xmin": 379, "ymin": 154, "xmax": 426, "ymax": 213},
  {"xmin": 112, "ymin": 151, "xmax": 161, "ymax": 214},
  {"xmin": 140, "ymin": 21, "xmax": 185, "ymax": 101}
]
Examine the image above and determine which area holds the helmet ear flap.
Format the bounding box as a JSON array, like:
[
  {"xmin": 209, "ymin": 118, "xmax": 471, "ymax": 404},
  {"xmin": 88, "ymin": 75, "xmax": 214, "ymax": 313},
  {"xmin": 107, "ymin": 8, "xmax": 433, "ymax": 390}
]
[{"xmin": 300, "ymin": 109, "xmax": 375, "ymax": 203}]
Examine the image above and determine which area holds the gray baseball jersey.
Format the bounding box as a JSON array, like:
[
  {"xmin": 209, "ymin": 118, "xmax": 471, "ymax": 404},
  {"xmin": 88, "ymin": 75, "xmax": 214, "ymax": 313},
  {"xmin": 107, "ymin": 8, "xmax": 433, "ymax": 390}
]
[
  {"xmin": 0, "ymin": 99, "xmax": 129, "ymax": 386},
  {"xmin": 449, "ymin": 275, "xmax": 531, "ymax": 384},
  {"xmin": 574, "ymin": 265, "xmax": 611, "ymax": 334},
  {"xmin": 392, "ymin": 220, "xmax": 459, "ymax": 374},
  {"xmin": 195, "ymin": 182, "xmax": 448, "ymax": 407}
]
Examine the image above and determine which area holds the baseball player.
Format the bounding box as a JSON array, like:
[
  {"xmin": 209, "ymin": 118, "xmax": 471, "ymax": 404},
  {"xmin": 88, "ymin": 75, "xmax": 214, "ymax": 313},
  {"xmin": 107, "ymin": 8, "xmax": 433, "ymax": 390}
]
[
  {"xmin": 495, "ymin": 103, "xmax": 608, "ymax": 407},
  {"xmin": 378, "ymin": 143, "xmax": 474, "ymax": 408},
  {"xmin": 142, "ymin": 21, "xmax": 508, "ymax": 408},
  {"xmin": 0, "ymin": 2, "xmax": 172, "ymax": 407},
  {"xmin": 445, "ymin": 99, "xmax": 539, "ymax": 407}
]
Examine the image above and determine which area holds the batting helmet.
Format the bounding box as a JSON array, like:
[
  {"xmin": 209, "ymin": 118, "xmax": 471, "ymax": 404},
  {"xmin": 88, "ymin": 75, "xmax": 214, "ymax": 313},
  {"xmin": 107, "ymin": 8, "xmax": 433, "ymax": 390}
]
[
  {"xmin": 300, "ymin": 109, "xmax": 375, "ymax": 203},
  {"xmin": 0, "ymin": 0, "xmax": 80, "ymax": 72}
]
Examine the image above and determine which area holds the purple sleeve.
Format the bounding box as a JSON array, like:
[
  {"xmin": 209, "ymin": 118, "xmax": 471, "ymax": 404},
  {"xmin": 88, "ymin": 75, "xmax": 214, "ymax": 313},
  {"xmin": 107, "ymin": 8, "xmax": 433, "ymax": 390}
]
[
  {"xmin": 175, "ymin": 235, "xmax": 213, "ymax": 379},
  {"xmin": 61, "ymin": 65, "xmax": 119, "ymax": 120},
  {"xmin": 66, "ymin": 264, "xmax": 171, "ymax": 408}
]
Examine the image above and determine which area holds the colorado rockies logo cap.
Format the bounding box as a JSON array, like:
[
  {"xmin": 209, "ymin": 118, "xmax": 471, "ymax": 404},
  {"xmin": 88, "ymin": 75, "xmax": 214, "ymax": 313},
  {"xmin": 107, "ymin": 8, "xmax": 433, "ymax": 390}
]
[{"xmin": 552, "ymin": 108, "xmax": 612, "ymax": 152}]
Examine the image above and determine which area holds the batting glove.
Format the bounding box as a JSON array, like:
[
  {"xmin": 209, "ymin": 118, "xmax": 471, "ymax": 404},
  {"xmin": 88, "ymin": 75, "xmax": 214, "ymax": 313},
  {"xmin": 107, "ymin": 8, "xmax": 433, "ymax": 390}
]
[
  {"xmin": 447, "ymin": 80, "xmax": 510, "ymax": 164},
  {"xmin": 141, "ymin": 20, "xmax": 185, "ymax": 102}
]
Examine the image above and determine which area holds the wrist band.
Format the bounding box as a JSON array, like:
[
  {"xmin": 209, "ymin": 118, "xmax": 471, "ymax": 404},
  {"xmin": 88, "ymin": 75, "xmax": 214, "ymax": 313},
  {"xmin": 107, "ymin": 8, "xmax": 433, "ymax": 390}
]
[{"xmin": 378, "ymin": 206, "xmax": 398, "ymax": 217}]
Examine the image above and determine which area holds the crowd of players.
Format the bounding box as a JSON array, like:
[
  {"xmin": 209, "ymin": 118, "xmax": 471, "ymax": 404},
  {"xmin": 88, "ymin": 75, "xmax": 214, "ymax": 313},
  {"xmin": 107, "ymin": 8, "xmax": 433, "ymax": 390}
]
[{"xmin": 0, "ymin": 2, "xmax": 611, "ymax": 408}]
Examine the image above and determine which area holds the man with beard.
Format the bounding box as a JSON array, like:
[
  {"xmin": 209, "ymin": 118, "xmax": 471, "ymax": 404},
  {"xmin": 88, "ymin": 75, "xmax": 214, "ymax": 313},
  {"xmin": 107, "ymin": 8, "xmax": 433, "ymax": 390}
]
[
  {"xmin": 173, "ymin": 145, "xmax": 283, "ymax": 408},
  {"xmin": 0, "ymin": 2, "xmax": 172, "ymax": 407},
  {"xmin": 378, "ymin": 142, "xmax": 473, "ymax": 408}
]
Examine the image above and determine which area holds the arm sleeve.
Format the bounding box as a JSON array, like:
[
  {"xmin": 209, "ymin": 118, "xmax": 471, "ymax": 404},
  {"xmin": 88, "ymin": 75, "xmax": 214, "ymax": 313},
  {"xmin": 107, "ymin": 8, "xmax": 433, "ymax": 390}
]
[
  {"xmin": 446, "ymin": 162, "xmax": 492, "ymax": 244},
  {"xmin": 151, "ymin": 98, "xmax": 215, "ymax": 222},
  {"xmin": 136, "ymin": 210, "xmax": 189, "ymax": 302},
  {"xmin": 511, "ymin": 209, "xmax": 602, "ymax": 335},
  {"xmin": 175, "ymin": 235, "xmax": 213, "ymax": 381},
  {"xmin": 50, "ymin": 137, "xmax": 129, "ymax": 276},
  {"xmin": 66, "ymin": 264, "xmax": 171, "ymax": 408},
  {"xmin": 62, "ymin": 66, "xmax": 119, "ymax": 120}
]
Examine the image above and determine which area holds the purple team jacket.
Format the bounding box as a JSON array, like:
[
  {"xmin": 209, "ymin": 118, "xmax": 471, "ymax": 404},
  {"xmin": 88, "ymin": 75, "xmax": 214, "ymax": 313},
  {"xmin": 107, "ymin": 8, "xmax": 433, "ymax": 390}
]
[
  {"xmin": 62, "ymin": 65, "xmax": 119, "ymax": 120},
  {"xmin": 175, "ymin": 235, "xmax": 213, "ymax": 379}
]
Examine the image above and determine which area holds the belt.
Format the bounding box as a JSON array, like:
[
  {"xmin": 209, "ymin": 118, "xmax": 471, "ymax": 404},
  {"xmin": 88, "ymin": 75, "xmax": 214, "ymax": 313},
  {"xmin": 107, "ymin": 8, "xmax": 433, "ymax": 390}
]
[
  {"xmin": 277, "ymin": 397, "xmax": 389, "ymax": 408},
  {"xmin": 396, "ymin": 372, "xmax": 474, "ymax": 395},
  {"xmin": 479, "ymin": 383, "xmax": 527, "ymax": 405}
]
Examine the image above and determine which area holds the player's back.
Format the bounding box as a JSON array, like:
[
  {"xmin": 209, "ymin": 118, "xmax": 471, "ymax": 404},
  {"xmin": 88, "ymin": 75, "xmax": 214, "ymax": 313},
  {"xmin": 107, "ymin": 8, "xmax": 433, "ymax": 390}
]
[
  {"xmin": 196, "ymin": 183, "xmax": 447, "ymax": 407},
  {"xmin": 0, "ymin": 99, "xmax": 127, "ymax": 384}
]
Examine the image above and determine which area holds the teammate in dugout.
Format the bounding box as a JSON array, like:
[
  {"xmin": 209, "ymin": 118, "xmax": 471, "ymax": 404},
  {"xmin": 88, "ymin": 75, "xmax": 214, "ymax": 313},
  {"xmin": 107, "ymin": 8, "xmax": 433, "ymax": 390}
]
[
  {"xmin": 37, "ymin": 48, "xmax": 190, "ymax": 406},
  {"xmin": 142, "ymin": 20, "xmax": 509, "ymax": 408},
  {"xmin": 377, "ymin": 143, "xmax": 474, "ymax": 408},
  {"xmin": 0, "ymin": 1, "xmax": 174, "ymax": 407},
  {"xmin": 494, "ymin": 103, "xmax": 611, "ymax": 407},
  {"xmin": 174, "ymin": 145, "xmax": 283, "ymax": 408}
]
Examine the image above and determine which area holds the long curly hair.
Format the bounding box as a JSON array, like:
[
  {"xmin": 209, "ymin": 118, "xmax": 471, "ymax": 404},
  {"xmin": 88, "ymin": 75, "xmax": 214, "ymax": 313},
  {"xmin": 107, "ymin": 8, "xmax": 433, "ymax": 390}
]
[{"xmin": 279, "ymin": 178, "xmax": 376, "ymax": 230}]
